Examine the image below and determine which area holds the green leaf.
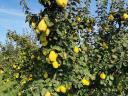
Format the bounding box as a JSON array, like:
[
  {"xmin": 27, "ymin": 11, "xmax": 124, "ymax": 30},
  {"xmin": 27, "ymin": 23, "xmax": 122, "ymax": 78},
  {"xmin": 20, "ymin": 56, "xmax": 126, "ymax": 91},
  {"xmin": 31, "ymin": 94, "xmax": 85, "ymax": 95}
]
[
  {"xmin": 44, "ymin": 15, "xmax": 54, "ymax": 27},
  {"xmin": 123, "ymin": 43, "xmax": 127, "ymax": 47},
  {"xmin": 109, "ymin": 75, "xmax": 114, "ymax": 80}
]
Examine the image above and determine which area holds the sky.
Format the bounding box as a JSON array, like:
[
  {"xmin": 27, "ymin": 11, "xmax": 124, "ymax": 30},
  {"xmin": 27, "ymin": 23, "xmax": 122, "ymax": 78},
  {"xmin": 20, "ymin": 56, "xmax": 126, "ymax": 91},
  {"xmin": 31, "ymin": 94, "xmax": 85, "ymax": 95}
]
[{"xmin": 0, "ymin": 0, "xmax": 42, "ymax": 44}]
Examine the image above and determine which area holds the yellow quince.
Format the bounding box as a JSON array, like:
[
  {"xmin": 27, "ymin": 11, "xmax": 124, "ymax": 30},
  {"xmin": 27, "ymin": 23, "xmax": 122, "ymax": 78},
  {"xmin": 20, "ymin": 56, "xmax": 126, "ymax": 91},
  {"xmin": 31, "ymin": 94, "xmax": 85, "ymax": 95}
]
[
  {"xmin": 31, "ymin": 22, "xmax": 36, "ymax": 29},
  {"xmin": 82, "ymin": 79, "xmax": 90, "ymax": 86},
  {"xmin": 73, "ymin": 46, "xmax": 79, "ymax": 53},
  {"xmin": 60, "ymin": 85, "xmax": 67, "ymax": 93},
  {"xmin": 37, "ymin": 19, "xmax": 47, "ymax": 32},
  {"xmin": 0, "ymin": 69, "xmax": 4, "ymax": 74},
  {"xmin": 52, "ymin": 61, "xmax": 60, "ymax": 69},
  {"xmin": 100, "ymin": 72, "xmax": 106, "ymax": 80},
  {"xmin": 46, "ymin": 28, "xmax": 50, "ymax": 36},
  {"xmin": 49, "ymin": 51, "xmax": 58, "ymax": 62},
  {"xmin": 12, "ymin": 64, "xmax": 17, "ymax": 69},
  {"xmin": 76, "ymin": 16, "xmax": 81, "ymax": 22},
  {"xmin": 35, "ymin": 29, "xmax": 40, "ymax": 34},
  {"xmin": 56, "ymin": 85, "xmax": 67, "ymax": 93},
  {"xmin": 108, "ymin": 14, "xmax": 114, "ymax": 21},
  {"xmin": 45, "ymin": 91, "xmax": 51, "ymax": 96},
  {"xmin": 123, "ymin": 13, "xmax": 128, "ymax": 20},
  {"xmin": 56, "ymin": 0, "xmax": 68, "ymax": 8}
]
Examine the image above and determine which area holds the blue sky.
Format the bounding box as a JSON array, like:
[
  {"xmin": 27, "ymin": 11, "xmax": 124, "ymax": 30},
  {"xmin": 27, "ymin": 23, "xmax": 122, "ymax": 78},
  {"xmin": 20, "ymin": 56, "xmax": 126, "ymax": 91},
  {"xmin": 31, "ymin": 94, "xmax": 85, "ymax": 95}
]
[{"xmin": 0, "ymin": 0, "xmax": 42, "ymax": 44}]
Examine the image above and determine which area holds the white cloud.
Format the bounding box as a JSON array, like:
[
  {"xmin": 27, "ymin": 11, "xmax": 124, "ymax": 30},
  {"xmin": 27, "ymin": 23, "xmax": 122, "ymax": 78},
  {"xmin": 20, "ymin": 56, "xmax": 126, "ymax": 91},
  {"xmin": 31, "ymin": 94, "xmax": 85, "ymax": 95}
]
[{"xmin": 0, "ymin": 8, "xmax": 24, "ymax": 17}]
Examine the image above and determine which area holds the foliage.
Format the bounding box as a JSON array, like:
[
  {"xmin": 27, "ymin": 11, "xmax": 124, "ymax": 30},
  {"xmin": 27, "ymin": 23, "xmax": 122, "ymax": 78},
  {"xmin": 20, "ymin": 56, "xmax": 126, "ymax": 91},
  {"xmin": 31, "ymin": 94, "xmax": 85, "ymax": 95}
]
[{"xmin": 0, "ymin": 0, "xmax": 128, "ymax": 96}]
